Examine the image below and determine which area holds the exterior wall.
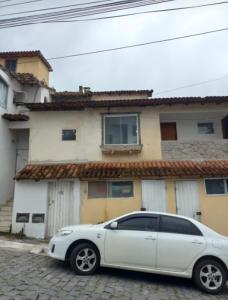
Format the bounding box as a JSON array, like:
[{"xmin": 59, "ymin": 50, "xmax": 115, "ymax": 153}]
[
  {"xmin": 0, "ymin": 70, "xmax": 17, "ymax": 204},
  {"xmin": 0, "ymin": 57, "xmax": 49, "ymax": 84},
  {"xmin": 164, "ymin": 178, "xmax": 228, "ymax": 236},
  {"xmin": 80, "ymin": 180, "xmax": 141, "ymax": 224},
  {"xmin": 199, "ymin": 179, "xmax": 228, "ymax": 236},
  {"xmin": 162, "ymin": 140, "xmax": 228, "ymax": 160},
  {"xmin": 29, "ymin": 107, "xmax": 162, "ymax": 163},
  {"xmin": 12, "ymin": 181, "xmax": 48, "ymax": 238}
]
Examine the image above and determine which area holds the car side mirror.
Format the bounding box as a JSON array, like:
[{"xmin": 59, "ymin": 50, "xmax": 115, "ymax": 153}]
[{"xmin": 110, "ymin": 221, "xmax": 118, "ymax": 230}]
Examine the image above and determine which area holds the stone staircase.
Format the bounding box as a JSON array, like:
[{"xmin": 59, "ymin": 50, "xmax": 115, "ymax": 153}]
[{"xmin": 0, "ymin": 200, "xmax": 13, "ymax": 233}]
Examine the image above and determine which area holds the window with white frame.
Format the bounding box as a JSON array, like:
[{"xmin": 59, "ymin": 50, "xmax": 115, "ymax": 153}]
[
  {"xmin": 205, "ymin": 178, "xmax": 228, "ymax": 195},
  {"xmin": 0, "ymin": 78, "xmax": 8, "ymax": 109},
  {"xmin": 198, "ymin": 122, "xmax": 214, "ymax": 134},
  {"xmin": 88, "ymin": 181, "xmax": 134, "ymax": 198},
  {"xmin": 104, "ymin": 114, "xmax": 139, "ymax": 145}
]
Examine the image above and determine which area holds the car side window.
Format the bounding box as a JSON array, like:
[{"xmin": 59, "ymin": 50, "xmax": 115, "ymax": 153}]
[
  {"xmin": 160, "ymin": 215, "xmax": 202, "ymax": 236},
  {"xmin": 117, "ymin": 216, "xmax": 158, "ymax": 232}
]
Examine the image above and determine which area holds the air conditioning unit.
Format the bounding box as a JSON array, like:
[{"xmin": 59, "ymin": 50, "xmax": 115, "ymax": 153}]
[{"xmin": 13, "ymin": 90, "xmax": 27, "ymax": 105}]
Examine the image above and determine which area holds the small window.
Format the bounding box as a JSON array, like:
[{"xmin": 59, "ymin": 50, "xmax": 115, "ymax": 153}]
[
  {"xmin": 160, "ymin": 122, "xmax": 177, "ymax": 141},
  {"xmin": 0, "ymin": 78, "xmax": 8, "ymax": 109},
  {"xmin": 88, "ymin": 181, "xmax": 134, "ymax": 198},
  {"xmin": 160, "ymin": 215, "xmax": 202, "ymax": 236},
  {"xmin": 118, "ymin": 216, "xmax": 158, "ymax": 231},
  {"xmin": 104, "ymin": 114, "xmax": 139, "ymax": 145},
  {"xmin": 5, "ymin": 59, "xmax": 17, "ymax": 72},
  {"xmin": 198, "ymin": 122, "xmax": 214, "ymax": 134},
  {"xmin": 62, "ymin": 129, "xmax": 76, "ymax": 141},
  {"xmin": 205, "ymin": 179, "xmax": 226, "ymax": 195},
  {"xmin": 111, "ymin": 181, "xmax": 133, "ymax": 198},
  {"xmin": 88, "ymin": 181, "xmax": 107, "ymax": 198},
  {"xmin": 16, "ymin": 213, "xmax": 29, "ymax": 223}
]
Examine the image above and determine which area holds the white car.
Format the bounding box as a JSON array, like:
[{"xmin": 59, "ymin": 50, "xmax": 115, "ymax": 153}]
[{"xmin": 48, "ymin": 211, "xmax": 228, "ymax": 294}]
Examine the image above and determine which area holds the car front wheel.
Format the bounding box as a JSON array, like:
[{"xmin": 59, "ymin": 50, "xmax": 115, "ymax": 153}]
[
  {"xmin": 194, "ymin": 259, "xmax": 227, "ymax": 294},
  {"xmin": 70, "ymin": 242, "xmax": 100, "ymax": 275}
]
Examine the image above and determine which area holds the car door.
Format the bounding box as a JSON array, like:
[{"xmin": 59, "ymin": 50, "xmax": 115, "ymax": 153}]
[
  {"xmin": 157, "ymin": 215, "xmax": 206, "ymax": 272},
  {"xmin": 104, "ymin": 214, "xmax": 158, "ymax": 269}
]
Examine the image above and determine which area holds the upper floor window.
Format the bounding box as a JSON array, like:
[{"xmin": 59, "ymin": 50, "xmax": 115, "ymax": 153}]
[
  {"xmin": 5, "ymin": 59, "xmax": 17, "ymax": 72},
  {"xmin": 104, "ymin": 114, "xmax": 139, "ymax": 145},
  {"xmin": 62, "ymin": 129, "xmax": 76, "ymax": 141},
  {"xmin": 0, "ymin": 78, "xmax": 8, "ymax": 109},
  {"xmin": 160, "ymin": 122, "xmax": 177, "ymax": 140},
  {"xmin": 198, "ymin": 122, "xmax": 214, "ymax": 134}
]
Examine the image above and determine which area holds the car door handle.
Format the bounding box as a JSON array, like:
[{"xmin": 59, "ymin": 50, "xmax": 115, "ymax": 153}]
[
  {"xmin": 145, "ymin": 236, "xmax": 156, "ymax": 241},
  {"xmin": 192, "ymin": 240, "xmax": 203, "ymax": 245}
]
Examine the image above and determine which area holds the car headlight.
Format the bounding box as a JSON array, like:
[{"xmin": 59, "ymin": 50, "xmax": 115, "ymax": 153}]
[{"xmin": 56, "ymin": 230, "xmax": 73, "ymax": 237}]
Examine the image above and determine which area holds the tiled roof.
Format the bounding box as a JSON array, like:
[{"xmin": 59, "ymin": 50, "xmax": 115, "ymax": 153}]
[
  {"xmin": 15, "ymin": 160, "xmax": 228, "ymax": 180},
  {"xmin": 2, "ymin": 113, "xmax": 29, "ymax": 121},
  {"xmin": 25, "ymin": 96, "xmax": 228, "ymax": 111},
  {"xmin": 11, "ymin": 72, "xmax": 45, "ymax": 86},
  {"xmin": 0, "ymin": 50, "xmax": 52, "ymax": 71},
  {"xmin": 52, "ymin": 90, "xmax": 153, "ymax": 98}
]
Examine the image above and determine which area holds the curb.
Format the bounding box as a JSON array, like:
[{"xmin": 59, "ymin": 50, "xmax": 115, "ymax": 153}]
[{"xmin": 0, "ymin": 240, "xmax": 48, "ymax": 254}]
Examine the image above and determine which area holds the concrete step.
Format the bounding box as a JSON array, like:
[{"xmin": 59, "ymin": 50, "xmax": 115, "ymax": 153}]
[
  {"xmin": 0, "ymin": 221, "xmax": 11, "ymax": 227},
  {"xmin": 0, "ymin": 225, "xmax": 11, "ymax": 233},
  {"xmin": 0, "ymin": 207, "xmax": 13, "ymax": 212},
  {"xmin": 0, "ymin": 216, "xmax": 12, "ymax": 222}
]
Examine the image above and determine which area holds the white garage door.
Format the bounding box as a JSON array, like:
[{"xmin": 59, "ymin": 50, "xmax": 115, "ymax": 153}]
[
  {"xmin": 142, "ymin": 180, "xmax": 167, "ymax": 212},
  {"xmin": 47, "ymin": 180, "xmax": 80, "ymax": 237},
  {"xmin": 175, "ymin": 180, "xmax": 201, "ymax": 221}
]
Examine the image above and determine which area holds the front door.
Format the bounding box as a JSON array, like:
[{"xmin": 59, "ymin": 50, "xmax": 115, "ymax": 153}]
[
  {"xmin": 142, "ymin": 180, "xmax": 167, "ymax": 212},
  {"xmin": 175, "ymin": 180, "xmax": 201, "ymax": 220},
  {"xmin": 47, "ymin": 181, "xmax": 78, "ymax": 237},
  {"xmin": 104, "ymin": 214, "xmax": 158, "ymax": 268}
]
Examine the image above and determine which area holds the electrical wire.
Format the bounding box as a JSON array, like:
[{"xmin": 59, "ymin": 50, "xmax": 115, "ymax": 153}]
[
  {"xmin": 154, "ymin": 74, "xmax": 228, "ymax": 95},
  {"xmin": 46, "ymin": 27, "xmax": 228, "ymax": 61}
]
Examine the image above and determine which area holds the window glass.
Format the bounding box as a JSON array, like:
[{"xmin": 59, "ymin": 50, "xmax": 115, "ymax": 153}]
[
  {"xmin": 88, "ymin": 181, "xmax": 134, "ymax": 198},
  {"xmin": 105, "ymin": 115, "xmax": 138, "ymax": 144},
  {"xmin": 160, "ymin": 216, "xmax": 202, "ymax": 235},
  {"xmin": 110, "ymin": 181, "xmax": 133, "ymax": 197},
  {"xmin": 88, "ymin": 181, "xmax": 107, "ymax": 198},
  {"xmin": 0, "ymin": 78, "xmax": 8, "ymax": 109},
  {"xmin": 118, "ymin": 216, "xmax": 158, "ymax": 231},
  {"xmin": 198, "ymin": 122, "xmax": 214, "ymax": 134},
  {"xmin": 205, "ymin": 179, "xmax": 225, "ymax": 194},
  {"xmin": 62, "ymin": 129, "xmax": 76, "ymax": 141},
  {"xmin": 5, "ymin": 59, "xmax": 17, "ymax": 72}
]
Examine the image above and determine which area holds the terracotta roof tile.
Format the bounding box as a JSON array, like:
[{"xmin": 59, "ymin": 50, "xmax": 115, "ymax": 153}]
[
  {"xmin": 25, "ymin": 96, "xmax": 228, "ymax": 111},
  {"xmin": 0, "ymin": 50, "xmax": 52, "ymax": 71},
  {"xmin": 2, "ymin": 113, "xmax": 29, "ymax": 121},
  {"xmin": 15, "ymin": 160, "xmax": 228, "ymax": 180},
  {"xmin": 10, "ymin": 72, "xmax": 46, "ymax": 86}
]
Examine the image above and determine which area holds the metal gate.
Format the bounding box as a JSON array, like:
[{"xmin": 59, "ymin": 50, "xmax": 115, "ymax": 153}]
[
  {"xmin": 47, "ymin": 181, "xmax": 80, "ymax": 237},
  {"xmin": 175, "ymin": 180, "xmax": 201, "ymax": 220},
  {"xmin": 141, "ymin": 180, "xmax": 167, "ymax": 212}
]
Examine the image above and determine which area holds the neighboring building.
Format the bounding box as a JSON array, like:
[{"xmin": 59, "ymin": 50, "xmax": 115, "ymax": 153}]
[
  {"xmin": 0, "ymin": 51, "xmax": 51, "ymax": 232},
  {"xmin": 12, "ymin": 88, "xmax": 228, "ymax": 238}
]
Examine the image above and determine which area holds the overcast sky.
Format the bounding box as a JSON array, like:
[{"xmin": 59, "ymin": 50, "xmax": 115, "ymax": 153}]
[{"xmin": 0, "ymin": 0, "xmax": 228, "ymax": 96}]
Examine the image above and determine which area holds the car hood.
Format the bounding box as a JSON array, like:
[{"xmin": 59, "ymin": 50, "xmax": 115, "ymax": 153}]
[{"xmin": 59, "ymin": 223, "xmax": 102, "ymax": 232}]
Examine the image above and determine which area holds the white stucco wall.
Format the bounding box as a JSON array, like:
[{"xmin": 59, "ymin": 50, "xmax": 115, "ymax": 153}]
[
  {"xmin": 160, "ymin": 111, "xmax": 224, "ymax": 141},
  {"xmin": 12, "ymin": 181, "xmax": 48, "ymax": 239},
  {"xmin": 0, "ymin": 70, "xmax": 17, "ymax": 204},
  {"xmin": 28, "ymin": 107, "xmax": 162, "ymax": 163}
]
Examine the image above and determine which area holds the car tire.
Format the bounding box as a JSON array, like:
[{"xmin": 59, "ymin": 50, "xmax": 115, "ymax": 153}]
[
  {"xmin": 70, "ymin": 242, "xmax": 100, "ymax": 275},
  {"xmin": 193, "ymin": 259, "xmax": 227, "ymax": 294}
]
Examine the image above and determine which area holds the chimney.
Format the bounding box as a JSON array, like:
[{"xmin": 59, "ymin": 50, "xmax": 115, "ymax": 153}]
[{"xmin": 79, "ymin": 85, "xmax": 91, "ymax": 94}]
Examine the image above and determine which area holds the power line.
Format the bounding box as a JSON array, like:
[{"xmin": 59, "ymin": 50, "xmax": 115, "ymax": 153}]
[
  {"xmin": 0, "ymin": 0, "xmax": 47, "ymax": 9},
  {"xmin": 0, "ymin": 0, "xmax": 176, "ymax": 29},
  {"xmin": 44, "ymin": 0, "xmax": 228, "ymax": 24},
  {"xmin": 154, "ymin": 75, "xmax": 228, "ymax": 95},
  {"xmin": 46, "ymin": 26, "xmax": 228, "ymax": 61}
]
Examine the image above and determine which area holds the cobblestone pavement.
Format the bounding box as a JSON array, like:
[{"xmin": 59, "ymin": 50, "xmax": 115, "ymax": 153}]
[{"xmin": 0, "ymin": 248, "xmax": 228, "ymax": 300}]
